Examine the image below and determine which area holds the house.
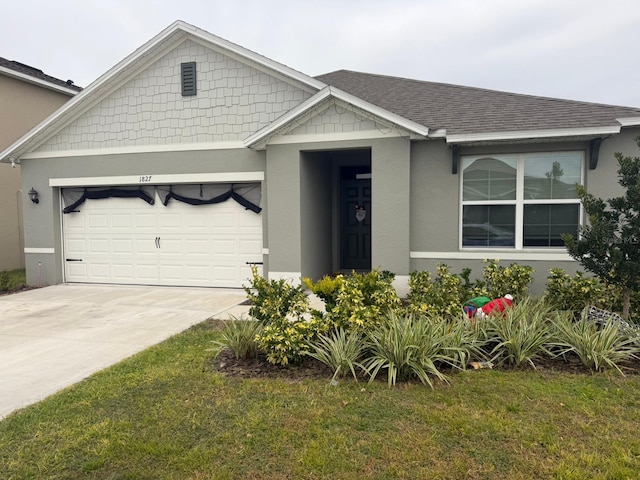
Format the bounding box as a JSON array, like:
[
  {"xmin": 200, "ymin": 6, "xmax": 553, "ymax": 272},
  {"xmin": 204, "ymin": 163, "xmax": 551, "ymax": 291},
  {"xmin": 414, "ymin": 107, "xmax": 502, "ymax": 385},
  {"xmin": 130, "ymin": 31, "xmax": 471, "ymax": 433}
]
[
  {"xmin": 1, "ymin": 20, "xmax": 640, "ymax": 293},
  {"xmin": 0, "ymin": 57, "xmax": 80, "ymax": 271}
]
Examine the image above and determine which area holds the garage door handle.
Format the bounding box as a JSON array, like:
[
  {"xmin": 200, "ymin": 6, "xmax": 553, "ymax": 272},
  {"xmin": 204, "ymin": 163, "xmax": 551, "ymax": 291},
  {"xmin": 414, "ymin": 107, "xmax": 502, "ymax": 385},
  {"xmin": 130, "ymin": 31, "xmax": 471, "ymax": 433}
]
[
  {"xmin": 66, "ymin": 258, "xmax": 83, "ymax": 262},
  {"xmin": 155, "ymin": 236, "xmax": 160, "ymax": 248}
]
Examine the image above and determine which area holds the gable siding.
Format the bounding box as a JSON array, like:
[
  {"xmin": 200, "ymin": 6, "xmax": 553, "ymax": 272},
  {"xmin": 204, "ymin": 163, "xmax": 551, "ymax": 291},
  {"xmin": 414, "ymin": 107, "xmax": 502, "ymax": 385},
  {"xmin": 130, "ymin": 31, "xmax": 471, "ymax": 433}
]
[
  {"xmin": 35, "ymin": 40, "xmax": 312, "ymax": 152},
  {"xmin": 286, "ymin": 102, "xmax": 382, "ymax": 136}
]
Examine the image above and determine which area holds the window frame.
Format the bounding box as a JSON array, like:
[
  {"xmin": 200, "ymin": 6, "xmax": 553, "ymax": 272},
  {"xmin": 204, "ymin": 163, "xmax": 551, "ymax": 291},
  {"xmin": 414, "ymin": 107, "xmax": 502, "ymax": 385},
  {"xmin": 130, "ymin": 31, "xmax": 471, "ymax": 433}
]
[{"xmin": 459, "ymin": 151, "xmax": 584, "ymax": 250}]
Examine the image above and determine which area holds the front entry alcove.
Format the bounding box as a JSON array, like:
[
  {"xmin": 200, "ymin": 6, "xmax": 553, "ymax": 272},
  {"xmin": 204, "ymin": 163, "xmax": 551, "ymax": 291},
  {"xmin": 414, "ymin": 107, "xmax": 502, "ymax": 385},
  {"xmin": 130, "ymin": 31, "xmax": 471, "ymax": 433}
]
[{"xmin": 300, "ymin": 148, "xmax": 371, "ymax": 281}]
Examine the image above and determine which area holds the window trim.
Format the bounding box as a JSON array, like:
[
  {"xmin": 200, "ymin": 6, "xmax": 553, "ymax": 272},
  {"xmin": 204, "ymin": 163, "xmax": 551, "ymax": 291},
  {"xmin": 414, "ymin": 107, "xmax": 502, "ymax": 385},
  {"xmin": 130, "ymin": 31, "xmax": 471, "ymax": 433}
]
[{"xmin": 459, "ymin": 151, "xmax": 585, "ymax": 250}]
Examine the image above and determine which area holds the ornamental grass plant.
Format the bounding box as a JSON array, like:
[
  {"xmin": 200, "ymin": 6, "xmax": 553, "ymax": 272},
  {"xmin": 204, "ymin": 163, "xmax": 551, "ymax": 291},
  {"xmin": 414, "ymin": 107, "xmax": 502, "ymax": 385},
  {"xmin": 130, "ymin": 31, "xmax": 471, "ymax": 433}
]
[
  {"xmin": 307, "ymin": 328, "xmax": 366, "ymax": 381},
  {"xmin": 209, "ymin": 317, "xmax": 263, "ymax": 360},
  {"xmin": 551, "ymin": 310, "xmax": 640, "ymax": 373},
  {"xmin": 482, "ymin": 297, "xmax": 556, "ymax": 369}
]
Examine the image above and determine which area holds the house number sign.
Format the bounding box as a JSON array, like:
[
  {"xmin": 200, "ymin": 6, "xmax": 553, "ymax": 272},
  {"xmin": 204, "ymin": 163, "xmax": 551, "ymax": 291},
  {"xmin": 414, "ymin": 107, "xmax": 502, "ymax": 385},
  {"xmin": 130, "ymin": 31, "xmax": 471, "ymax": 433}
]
[
  {"xmin": 355, "ymin": 205, "xmax": 366, "ymax": 222},
  {"xmin": 139, "ymin": 175, "xmax": 153, "ymax": 183}
]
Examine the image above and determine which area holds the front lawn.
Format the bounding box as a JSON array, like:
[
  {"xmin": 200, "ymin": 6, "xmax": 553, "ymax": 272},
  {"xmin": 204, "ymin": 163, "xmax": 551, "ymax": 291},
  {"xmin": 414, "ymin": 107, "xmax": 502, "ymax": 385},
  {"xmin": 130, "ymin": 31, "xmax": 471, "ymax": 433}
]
[{"xmin": 1, "ymin": 321, "xmax": 639, "ymax": 479}]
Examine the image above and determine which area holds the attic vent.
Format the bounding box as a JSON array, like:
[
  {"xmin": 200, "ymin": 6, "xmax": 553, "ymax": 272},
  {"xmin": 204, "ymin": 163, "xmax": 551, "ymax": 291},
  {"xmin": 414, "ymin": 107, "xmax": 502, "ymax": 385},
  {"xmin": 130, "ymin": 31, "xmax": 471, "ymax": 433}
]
[{"xmin": 181, "ymin": 62, "xmax": 197, "ymax": 96}]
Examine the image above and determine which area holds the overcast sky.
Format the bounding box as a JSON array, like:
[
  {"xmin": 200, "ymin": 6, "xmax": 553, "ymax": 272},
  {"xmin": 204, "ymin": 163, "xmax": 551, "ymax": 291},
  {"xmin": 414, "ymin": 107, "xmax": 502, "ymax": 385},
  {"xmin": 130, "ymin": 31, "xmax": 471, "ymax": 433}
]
[{"xmin": 2, "ymin": 0, "xmax": 639, "ymax": 107}]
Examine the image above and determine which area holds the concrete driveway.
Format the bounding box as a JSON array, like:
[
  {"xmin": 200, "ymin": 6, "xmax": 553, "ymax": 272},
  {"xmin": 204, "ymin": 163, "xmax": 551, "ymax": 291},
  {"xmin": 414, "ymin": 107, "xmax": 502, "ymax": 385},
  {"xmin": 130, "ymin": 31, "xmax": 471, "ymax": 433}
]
[{"xmin": 0, "ymin": 284, "xmax": 247, "ymax": 419}]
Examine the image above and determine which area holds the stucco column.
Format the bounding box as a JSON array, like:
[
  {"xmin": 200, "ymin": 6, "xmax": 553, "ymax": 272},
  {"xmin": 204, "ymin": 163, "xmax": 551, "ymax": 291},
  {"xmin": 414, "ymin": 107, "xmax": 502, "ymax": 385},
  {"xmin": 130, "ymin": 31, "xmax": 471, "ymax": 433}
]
[
  {"xmin": 264, "ymin": 144, "xmax": 303, "ymax": 282},
  {"xmin": 371, "ymin": 137, "xmax": 411, "ymax": 276}
]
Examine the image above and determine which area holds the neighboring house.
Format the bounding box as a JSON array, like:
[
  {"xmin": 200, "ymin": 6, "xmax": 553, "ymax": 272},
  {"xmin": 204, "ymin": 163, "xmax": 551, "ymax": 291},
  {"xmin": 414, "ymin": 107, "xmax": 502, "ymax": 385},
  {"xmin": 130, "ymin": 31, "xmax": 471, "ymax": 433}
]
[
  {"xmin": 1, "ymin": 21, "xmax": 640, "ymax": 293},
  {"xmin": 0, "ymin": 57, "xmax": 80, "ymax": 271}
]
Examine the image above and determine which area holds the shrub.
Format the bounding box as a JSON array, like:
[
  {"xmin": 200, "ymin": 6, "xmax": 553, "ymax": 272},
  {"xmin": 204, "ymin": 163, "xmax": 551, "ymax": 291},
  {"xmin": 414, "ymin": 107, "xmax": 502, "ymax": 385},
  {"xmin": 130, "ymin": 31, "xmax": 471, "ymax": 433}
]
[
  {"xmin": 482, "ymin": 259, "xmax": 534, "ymax": 300},
  {"xmin": 307, "ymin": 328, "xmax": 365, "ymax": 381},
  {"xmin": 0, "ymin": 269, "xmax": 26, "ymax": 293},
  {"xmin": 482, "ymin": 297, "xmax": 555, "ymax": 368},
  {"xmin": 302, "ymin": 274, "xmax": 344, "ymax": 310},
  {"xmin": 255, "ymin": 319, "xmax": 313, "ymax": 366},
  {"xmin": 244, "ymin": 266, "xmax": 309, "ymax": 324},
  {"xmin": 210, "ymin": 318, "xmax": 263, "ymax": 360},
  {"xmin": 550, "ymin": 310, "xmax": 640, "ymax": 373},
  {"xmin": 406, "ymin": 265, "xmax": 464, "ymax": 318},
  {"xmin": 544, "ymin": 269, "xmax": 607, "ymax": 313},
  {"xmin": 325, "ymin": 270, "xmax": 401, "ymax": 331},
  {"xmin": 363, "ymin": 313, "xmax": 459, "ymax": 388}
]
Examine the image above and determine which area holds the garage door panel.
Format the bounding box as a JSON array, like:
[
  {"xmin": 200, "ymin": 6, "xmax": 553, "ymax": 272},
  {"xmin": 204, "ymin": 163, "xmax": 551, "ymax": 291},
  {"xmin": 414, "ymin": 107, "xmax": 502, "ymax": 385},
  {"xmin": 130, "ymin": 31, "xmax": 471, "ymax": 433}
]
[{"xmin": 63, "ymin": 189, "xmax": 262, "ymax": 288}]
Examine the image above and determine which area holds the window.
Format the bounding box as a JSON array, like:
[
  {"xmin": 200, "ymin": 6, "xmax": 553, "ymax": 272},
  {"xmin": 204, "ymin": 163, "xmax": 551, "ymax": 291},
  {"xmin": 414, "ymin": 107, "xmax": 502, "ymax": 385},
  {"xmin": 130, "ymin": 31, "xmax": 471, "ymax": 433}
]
[
  {"xmin": 181, "ymin": 62, "xmax": 197, "ymax": 96},
  {"xmin": 461, "ymin": 151, "xmax": 583, "ymax": 248}
]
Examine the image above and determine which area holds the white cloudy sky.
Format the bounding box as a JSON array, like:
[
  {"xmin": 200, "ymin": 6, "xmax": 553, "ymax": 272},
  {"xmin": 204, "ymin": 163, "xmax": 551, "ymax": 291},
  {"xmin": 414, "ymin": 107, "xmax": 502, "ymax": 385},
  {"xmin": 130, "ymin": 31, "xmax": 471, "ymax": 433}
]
[{"xmin": 2, "ymin": 0, "xmax": 639, "ymax": 106}]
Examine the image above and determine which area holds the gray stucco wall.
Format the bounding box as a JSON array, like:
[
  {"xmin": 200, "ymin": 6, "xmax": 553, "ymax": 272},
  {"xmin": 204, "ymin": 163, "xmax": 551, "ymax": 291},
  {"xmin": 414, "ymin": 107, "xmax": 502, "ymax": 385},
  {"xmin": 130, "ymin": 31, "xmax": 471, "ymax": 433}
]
[
  {"xmin": 408, "ymin": 131, "xmax": 640, "ymax": 295},
  {"xmin": 21, "ymin": 148, "xmax": 265, "ymax": 286},
  {"xmin": 265, "ymin": 136, "xmax": 411, "ymax": 279}
]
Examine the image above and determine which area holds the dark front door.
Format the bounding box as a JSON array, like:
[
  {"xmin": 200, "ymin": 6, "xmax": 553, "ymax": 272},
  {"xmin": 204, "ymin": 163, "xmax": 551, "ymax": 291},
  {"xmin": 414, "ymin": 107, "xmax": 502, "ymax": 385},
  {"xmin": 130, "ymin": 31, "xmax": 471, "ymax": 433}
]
[{"xmin": 341, "ymin": 178, "xmax": 371, "ymax": 270}]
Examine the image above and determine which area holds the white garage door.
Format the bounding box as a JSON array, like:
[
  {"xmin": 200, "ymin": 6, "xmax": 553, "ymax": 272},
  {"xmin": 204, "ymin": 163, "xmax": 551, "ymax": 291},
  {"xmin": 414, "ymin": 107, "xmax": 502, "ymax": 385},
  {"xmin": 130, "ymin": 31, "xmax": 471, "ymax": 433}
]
[{"xmin": 62, "ymin": 193, "xmax": 262, "ymax": 288}]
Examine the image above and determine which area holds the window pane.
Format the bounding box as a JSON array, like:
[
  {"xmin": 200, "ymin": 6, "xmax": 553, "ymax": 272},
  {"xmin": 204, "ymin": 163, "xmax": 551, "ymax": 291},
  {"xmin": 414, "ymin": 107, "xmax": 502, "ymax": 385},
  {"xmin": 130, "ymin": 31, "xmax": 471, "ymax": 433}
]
[
  {"xmin": 462, "ymin": 157, "xmax": 516, "ymax": 201},
  {"xmin": 463, "ymin": 205, "xmax": 515, "ymax": 247},
  {"xmin": 523, "ymin": 152, "xmax": 582, "ymax": 200},
  {"xmin": 523, "ymin": 204, "xmax": 579, "ymax": 247}
]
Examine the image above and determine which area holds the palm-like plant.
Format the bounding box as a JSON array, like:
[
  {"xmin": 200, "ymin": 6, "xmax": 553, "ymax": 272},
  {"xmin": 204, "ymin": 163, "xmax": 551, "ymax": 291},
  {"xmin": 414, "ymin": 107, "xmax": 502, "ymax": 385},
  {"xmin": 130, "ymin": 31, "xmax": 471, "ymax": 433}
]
[
  {"xmin": 551, "ymin": 311, "xmax": 640, "ymax": 373},
  {"xmin": 363, "ymin": 313, "xmax": 459, "ymax": 388},
  {"xmin": 483, "ymin": 297, "xmax": 554, "ymax": 368},
  {"xmin": 307, "ymin": 328, "xmax": 365, "ymax": 381}
]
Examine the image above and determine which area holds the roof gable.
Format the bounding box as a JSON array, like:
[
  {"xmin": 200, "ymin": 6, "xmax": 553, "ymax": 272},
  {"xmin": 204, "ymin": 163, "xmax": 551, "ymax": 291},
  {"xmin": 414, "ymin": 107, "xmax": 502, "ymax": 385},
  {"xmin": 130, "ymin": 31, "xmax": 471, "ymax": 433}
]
[
  {"xmin": 1, "ymin": 20, "xmax": 325, "ymax": 163},
  {"xmin": 33, "ymin": 38, "xmax": 314, "ymax": 153}
]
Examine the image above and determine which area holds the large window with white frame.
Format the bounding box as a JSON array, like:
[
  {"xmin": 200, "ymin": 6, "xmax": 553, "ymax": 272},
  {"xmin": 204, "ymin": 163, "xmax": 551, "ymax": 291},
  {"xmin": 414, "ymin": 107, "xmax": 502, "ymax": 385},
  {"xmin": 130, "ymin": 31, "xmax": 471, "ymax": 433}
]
[{"xmin": 461, "ymin": 151, "xmax": 583, "ymax": 249}]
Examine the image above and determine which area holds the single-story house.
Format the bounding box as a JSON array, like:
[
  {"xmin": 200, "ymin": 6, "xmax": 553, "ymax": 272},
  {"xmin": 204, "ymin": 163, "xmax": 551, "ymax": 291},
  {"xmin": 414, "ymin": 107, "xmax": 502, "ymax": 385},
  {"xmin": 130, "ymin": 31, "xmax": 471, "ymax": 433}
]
[
  {"xmin": 2, "ymin": 20, "xmax": 640, "ymax": 293},
  {"xmin": 0, "ymin": 57, "xmax": 80, "ymax": 271}
]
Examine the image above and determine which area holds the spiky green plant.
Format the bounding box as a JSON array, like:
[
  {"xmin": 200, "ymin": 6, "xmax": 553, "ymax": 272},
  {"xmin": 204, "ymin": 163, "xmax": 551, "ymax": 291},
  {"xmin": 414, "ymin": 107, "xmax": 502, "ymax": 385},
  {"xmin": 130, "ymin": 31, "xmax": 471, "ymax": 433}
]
[
  {"xmin": 363, "ymin": 313, "xmax": 460, "ymax": 388},
  {"xmin": 306, "ymin": 328, "xmax": 365, "ymax": 381},
  {"xmin": 551, "ymin": 311, "xmax": 640, "ymax": 373},
  {"xmin": 482, "ymin": 297, "xmax": 554, "ymax": 368},
  {"xmin": 439, "ymin": 313, "xmax": 488, "ymax": 370},
  {"xmin": 210, "ymin": 318, "xmax": 263, "ymax": 360}
]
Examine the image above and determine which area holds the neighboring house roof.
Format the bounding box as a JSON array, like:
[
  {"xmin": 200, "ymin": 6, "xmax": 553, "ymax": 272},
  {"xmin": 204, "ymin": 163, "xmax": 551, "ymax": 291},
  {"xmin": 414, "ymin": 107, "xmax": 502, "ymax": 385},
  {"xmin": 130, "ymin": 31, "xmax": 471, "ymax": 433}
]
[
  {"xmin": 316, "ymin": 70, "xmax": 640, "ymax": 142},
  {"xmin": 0, "ymin": 56, "xmax": 82, "ymax": 94}
]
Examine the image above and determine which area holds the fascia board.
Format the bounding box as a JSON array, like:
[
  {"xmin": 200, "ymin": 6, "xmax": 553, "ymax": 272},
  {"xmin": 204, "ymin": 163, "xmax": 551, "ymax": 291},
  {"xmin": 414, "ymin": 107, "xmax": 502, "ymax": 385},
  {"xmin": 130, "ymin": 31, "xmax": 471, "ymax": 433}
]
[
  {"xmin": 616, "ymin": 117, "xmax": 640, "ymax": 127},
  {"xmin": 446, "ymin": 126, "xmax": 621, "ymax": 144},
  {"xmin": 0, "ymin": 66, "xmax": 79, "ymax": 95},
  {"xmin": 244, "ymin": 86, "xmax": 430, "ymax": 148}
]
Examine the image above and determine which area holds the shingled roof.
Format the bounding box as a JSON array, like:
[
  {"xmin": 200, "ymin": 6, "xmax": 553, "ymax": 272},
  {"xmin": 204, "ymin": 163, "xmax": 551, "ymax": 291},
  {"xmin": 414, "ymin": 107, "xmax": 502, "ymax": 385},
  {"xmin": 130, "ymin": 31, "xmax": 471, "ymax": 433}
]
[
  {"xmin": 315, "ymin": 70, "xmax": 640, "ymax": 137},
  {"xmin": 0, "ymin": 56, "xmax": 82, "ymax": 92}
]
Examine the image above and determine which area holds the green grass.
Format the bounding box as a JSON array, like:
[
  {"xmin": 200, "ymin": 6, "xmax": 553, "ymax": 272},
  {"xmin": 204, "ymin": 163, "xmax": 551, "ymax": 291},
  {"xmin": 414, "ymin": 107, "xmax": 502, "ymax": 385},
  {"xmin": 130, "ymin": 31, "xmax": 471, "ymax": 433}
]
[
  {"xmin": 2, "ymin": 321, "xmax": 640, "ymax": 479},
  {"xmin": 0, "ymin": 268, "xmax": 26, "ymax": 293}
]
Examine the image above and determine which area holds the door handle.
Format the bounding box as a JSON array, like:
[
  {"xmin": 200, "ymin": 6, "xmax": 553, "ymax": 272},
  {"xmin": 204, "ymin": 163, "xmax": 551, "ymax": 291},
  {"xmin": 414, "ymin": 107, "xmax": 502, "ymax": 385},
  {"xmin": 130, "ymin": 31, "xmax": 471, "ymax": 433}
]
[{"xmin": 155, "ymin": 236, "xmax": 160, "ymax": 248}]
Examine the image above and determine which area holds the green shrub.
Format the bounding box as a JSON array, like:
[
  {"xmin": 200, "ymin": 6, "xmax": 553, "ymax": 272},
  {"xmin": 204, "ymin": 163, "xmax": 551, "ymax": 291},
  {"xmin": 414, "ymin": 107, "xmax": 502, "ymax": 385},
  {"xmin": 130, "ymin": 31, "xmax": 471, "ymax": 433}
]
[
  {"xmin": 302, "ymin": 274, "xmax": 344, "ymax": 310},
  {"xmin": 325, "ymin": 270, "xmax": 401, "ymax": 332},
  {"xmin": 550, "ymin": 310, "xmax": 640, "ymax": 373},
  {"xmin": 544, "ymin": 269, "xmax": 607, "ymax": 313},
  {"xmin": 255, "ymin": 320, "xmax": 312, "ymax": 366},
  {"xmin": 307, "ymin": 328, "xmax": 365, "ymax": 381},
  {"xmin": 482, "ymin": 297, "xmax": 555, "ymax": 368},
  {"xmin": 406, "ymin": 265, "xmax": 464, "ymax": 318},
  {"xmin": 210, "ymin": 318, "xmax": 263, "ymax": 360},
  {"xmin": 482, "ymin": 259, "xmax": 534, "ymax": 300},
  {"xmin": 244, "ymin": 266, "xmax": 309, "ymax": 324}
]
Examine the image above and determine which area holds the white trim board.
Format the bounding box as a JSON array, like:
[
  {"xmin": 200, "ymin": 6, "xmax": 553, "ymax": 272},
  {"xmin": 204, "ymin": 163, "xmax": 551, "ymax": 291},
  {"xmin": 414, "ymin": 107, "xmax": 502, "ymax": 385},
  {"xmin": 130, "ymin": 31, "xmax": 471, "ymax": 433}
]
[
  {"xmin": 410, "ymin": 251, "xmax": 575, "ymax": 262},
  {"xmin": 23, "ymin": 141, "xmax": 246, "ymax": 159},
  {"xmin": 49, "ymin": 171, "xmax": 264, "ymax": 187},
  {"xmin": 446, "ymin": 126, "xmax": 621, "ymax": 144},
  {"xmin": 24, "ymin": 247, "xmax": 55, "ymax": 254}
]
